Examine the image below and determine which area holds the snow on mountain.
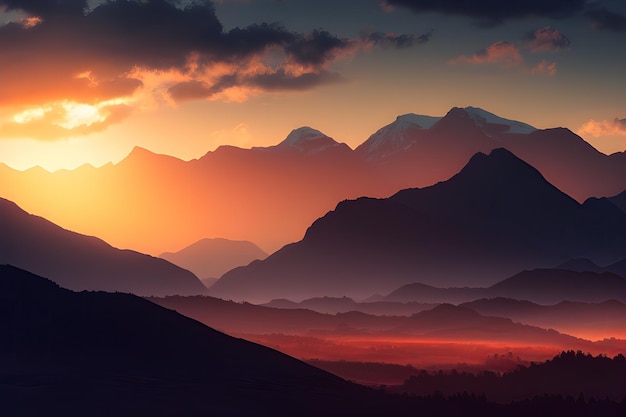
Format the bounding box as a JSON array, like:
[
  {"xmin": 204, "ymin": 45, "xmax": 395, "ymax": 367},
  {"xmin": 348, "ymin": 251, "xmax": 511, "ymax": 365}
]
[
  {"xmin": 356, "ymin": 113, "xmax": 440, "ymax": 159},
  {"xmin": 464, "ymin": 106, "xmax": 536, "ymax": 135},
  {"xmin": 276, "ymin": 126, "xmax": 343, "ymax": 154}
]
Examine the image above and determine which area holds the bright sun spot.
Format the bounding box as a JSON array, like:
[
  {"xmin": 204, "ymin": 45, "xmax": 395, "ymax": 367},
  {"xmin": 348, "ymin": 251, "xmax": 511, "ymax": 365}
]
[
  {"xmin": 11, "ymin": 98, "xmax": 131, "ymax": 131},
  {"xmin": 13, "ymin": 107, "xmax": 51, "ymax": 124},
  {"xmin": 58, "ymin": 102, "xmax": 105, "ymax": 129}
]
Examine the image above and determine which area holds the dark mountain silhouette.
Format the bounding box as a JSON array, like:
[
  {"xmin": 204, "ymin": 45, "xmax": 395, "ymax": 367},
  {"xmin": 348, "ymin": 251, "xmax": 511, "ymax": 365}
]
[
  {"xmin": 4, "ymin": 265, "xmax": 624, "ymax": 416},
  {"xmin": 397, "ymin": 351, "xmax": 626, "ymax": 403},
  {"xmin": 488, "ymin": 269, "xmax": 626, "ymax": 304},
  {"xmin": 262, "ymin": 296, "xmax": 435, "ymax": 316},
  {"xmin": 210, "ymin": 149, "xmax": 626, "ymax": 302},
  {"xmin": 149, "ymin": 295, "xmax": 406, "ymax": 335},
  {"xmin": 557, "ymin": 258, "xmax": 604, "ymax": 273},
  {"xmin": 608, "ymin": 189, "xmax": 626, "ymax": 213},
  {"xmin": 380, "ymin": 283, "xmax": 484, "ymax": 304},
  {"xmin": 393, "ymin": 304, "xmax": 587, "ymax": 344},
  {"xmin": 3, "ymin": 107, "xmax": 626, "ymax": 256},
  {"xmin": 0, "ymin": 197, "xmax": 206, "ymax": 296},
  {"xmin": 159, "ymin": 237, "xmax": 267, "ymax": 282},
  {"xmin": 358, "ymin": 107, "xmax": 626, "ymax": 202},
  {"xmin": 557, "ymin": 257, "xmax": 626, "ymax": 279},
  {"xmin": 0, "ymin": 265, "xmax": 418, "ymax": 417},
  {"xmin": 149, "ymin": 295, "xmax": 602, "ymax": 351},
  {"xmin": 460, "ymin": 298, "xmax": 626, "ymax": 340},
  {"xmin": 382, "ymin": 269, "xmax": 626, "ymax": 304}
]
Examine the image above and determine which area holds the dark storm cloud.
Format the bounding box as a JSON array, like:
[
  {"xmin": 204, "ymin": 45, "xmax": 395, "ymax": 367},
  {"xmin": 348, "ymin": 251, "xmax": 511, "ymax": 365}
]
[
  {"xmin": 364, "ymin": 30, "xmax": 432, "ymax": 48},
  {"xmin": 285, "ymin": 30, "xmax": 351, "ymax": 67},
  {"xmin": 586, "ymin": 7, "xmax": 626, "ymax": 32},
  {"xmin": 0, "ymin": 0, "xmax": 358, "ymax": 107},
  {"xmin": 0, "ymin": 0, "xmax": 88, "ymax": 17},
  {"xmin": 383, "ymin": 0, "xmax": 588, "ymax": 27}
]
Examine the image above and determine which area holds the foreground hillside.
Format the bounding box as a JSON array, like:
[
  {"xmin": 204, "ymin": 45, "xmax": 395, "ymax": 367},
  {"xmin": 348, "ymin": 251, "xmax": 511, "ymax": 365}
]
[{"xmin": 0, "ymin": 265, "xmax": 408, "ymax": 417}]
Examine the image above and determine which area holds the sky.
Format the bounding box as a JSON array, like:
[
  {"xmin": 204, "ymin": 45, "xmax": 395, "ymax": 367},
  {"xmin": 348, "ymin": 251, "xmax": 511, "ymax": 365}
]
[{"xmin": 1, "ymin": 0, "xmax": 625, "ymax": 171}]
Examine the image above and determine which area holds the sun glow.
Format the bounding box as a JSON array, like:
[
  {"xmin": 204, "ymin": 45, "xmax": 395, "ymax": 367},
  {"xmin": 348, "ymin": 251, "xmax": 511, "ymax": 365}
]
[
  {"xmin": 9, "ymin": 97, "xmax": 132, "ymax": 132},
  {"xmin": 13, "ymin": 106, "xmax": 51, "ymax": 124}
]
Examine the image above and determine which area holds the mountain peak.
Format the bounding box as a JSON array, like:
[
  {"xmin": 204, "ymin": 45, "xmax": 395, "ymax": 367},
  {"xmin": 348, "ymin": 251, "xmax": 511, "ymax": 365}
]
[
  {"xmin": 464, "ymin": 106, "xmax": 536, "ymax": 134},
  {"xmin": 356, "ymin": 113, "xmax": 439, "ymax": 159},
  {"xmin": 394, "ymin": 113, "xmax": 441, "ymax": 129},
  {"xmin": 277, "ymin": 127, "xmax": 342, "ymax": 154},
  {"xmin": 447, "ymin": 148, "xmax": 558, "ymax": 192}
]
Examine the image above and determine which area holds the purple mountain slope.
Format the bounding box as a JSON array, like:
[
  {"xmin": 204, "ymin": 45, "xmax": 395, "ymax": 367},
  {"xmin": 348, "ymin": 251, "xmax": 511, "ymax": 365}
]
[
  {"xmin": 209, "ymin": 149, "xmax": 626, "ymax": 303},
  {"xmin": 0, "ymin": 197, "xmax": 207, "ymax": 296}
]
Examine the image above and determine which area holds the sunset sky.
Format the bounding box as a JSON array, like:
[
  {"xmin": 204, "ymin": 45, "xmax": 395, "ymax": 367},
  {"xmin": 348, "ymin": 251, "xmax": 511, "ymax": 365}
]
[{"xmin": 1, "ymin": 0, "xmax": 625, "ymax": 171}]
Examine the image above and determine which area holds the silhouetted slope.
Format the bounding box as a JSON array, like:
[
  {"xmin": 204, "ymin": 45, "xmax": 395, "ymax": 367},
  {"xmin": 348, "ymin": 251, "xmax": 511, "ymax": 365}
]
[
  {"xmin": 0, "ymin": 198, "xmax": 206, "ymax": 296},
  {"xmin": 0, "ymin": 265, "xmax": 413, "ymax": 417},
  {"xmin": 210, "ymin": 149, "xmax": 626, "ymax": 302},
  {"xmin": 395, "ymin": 304, "xmax": 585, "ymax": 344},
  {"xmin": 501, "ymin": 128, "xmax": 626, "ymax": 201},
  {"xmin": 608, "ymin": 189, "xmax": 626, "ymax": 213},
  {"xmin": 3, "ymin": 108, "xmax": 626, "ymax": 257},
  {"xmin": 262, "ymin": 296, "xmax": 435, "ymax": 316},
  {"xmin": 397, "ymin": 351, "xmax": 626, "ymax": 403},
  {"xmin": 557, "ymin": 258, "xmax": 603, "ymax": 273},
  {"xmin": 149, "ymin": 296, "xmax": 596, "ymax": 350},
  {"xmin": 461, "ymin": 298, "xmax": 626, "ymax": 339},
  {"xmin": 160, "ymin": 237, "xmax": 267, "ymax": 280},
  {"xmin": 489, "ymin": 269, "xmax": 626, "ymax": 304},
  {"xmin": 383, "ymin": 269, "xmax": 626, "ymax": 304}
]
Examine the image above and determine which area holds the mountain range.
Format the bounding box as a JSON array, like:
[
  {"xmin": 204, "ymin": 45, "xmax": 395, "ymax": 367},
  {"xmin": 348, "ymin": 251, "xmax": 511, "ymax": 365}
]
[
  {"xmin": 2, "ymin": 106, "xmax": 625, "ymax": 256},
  {"xmin": 210, "ymin": 148, "xmax": 626, "ymax": 302},
  {"xmin": 149, "ymin": 294, "xmax": 601, "ymax": 348},
  {"xmin": 0, "ymin": 197, "xmax": 206, "ymax": 296},
  {"xmin": 380, "ymin": 269, "xmax": 626, "ymax": 305},
  {"xmin": 159, "ymin": 237, "xmax": 267, "ymax": 285},
  {"xmin": 2, "ymin": 264, "xmax": 429, "ymax": 417}
]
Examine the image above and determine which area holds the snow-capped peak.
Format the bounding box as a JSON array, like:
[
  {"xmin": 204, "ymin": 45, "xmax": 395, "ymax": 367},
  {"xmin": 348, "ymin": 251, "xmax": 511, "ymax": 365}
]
[
  {"xmin": 395, "ymin": 113, "xmax": 441, "ymax": 130},
  {"xmin": 463, "ymin": 107, "xmax": 536, "ymax": 134},
  {"xmin": 277, "ymin": 126, "xmax": 341, "ymax": 154},
  {"xmin": 356, "ymin": 113, "xmax": 440, "ymax": 159}
]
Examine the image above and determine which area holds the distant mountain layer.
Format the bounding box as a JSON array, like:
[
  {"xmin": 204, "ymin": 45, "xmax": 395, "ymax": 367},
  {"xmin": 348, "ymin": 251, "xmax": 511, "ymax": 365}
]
[
  {"xmin": 0, "ymin": 198, "xmax": 206, "ymax": 296},
  {"xmin": 210, "ymin": 149, "xmax": 626, "ymax": 302},
  {"xmin": 262, "ymin": 296, "xmax": 436, "ymax": 316},
  {"xmin": 460, "ymin": 298, "xmax": 626, "ymax": 340},
  {"xmin": 382, "ymin": 269, "xmax": 626, "ymax": 305},
  {"xmin": 149, "ymin": 294, "xmax": 593, "ymax": 347},
  {"xmin": 2, "ymin": 106, "xmax": 625, "ymax": 255},
  {"xmin": 0, "ymin": 265, "xmax": 408, "ymax": 417},
  {"xmin": 160, "ymin": 237, "xmax": 267, "ymax": 280}
]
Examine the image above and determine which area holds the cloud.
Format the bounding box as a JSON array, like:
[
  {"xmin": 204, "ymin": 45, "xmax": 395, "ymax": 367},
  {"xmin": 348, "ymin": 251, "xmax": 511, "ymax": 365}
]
[
  {"xmin": 524, "ymin": 26, "xmax": 571, "ymax": 52},
  {"xmin": 585, "ymin": 7, "xmax": 626, "ymax": 32},
  {"xmin": 383, "ymin": 0, "xmax": 587, "ymax": 27},
  {"xmin": 531, "ymin": 60, "xmax": 557, "ymax": 76},
  {"xmin": 578, "ymin": 118, "xmax": 626, "ymax": 137},
  {"xmin": 2, "ymin": 0, "xmax": 423, "ymax": 140},
  {"xmin": 363, "ymin": 30, "xmax": 432, "ymax": 49},
  {"xmin": 449, "ymin": 41, "xmax": 522, "ymax": 67},
  {"xmin": 1, "ymin": 100, "xmax": 133, "ymax": 139}
]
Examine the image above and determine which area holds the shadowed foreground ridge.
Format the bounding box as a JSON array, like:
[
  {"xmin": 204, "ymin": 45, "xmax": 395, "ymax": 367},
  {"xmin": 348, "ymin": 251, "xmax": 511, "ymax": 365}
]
[
  {"xmin": 0, "ymin": 265, "xmax": 414, "ymax": 417},
  {"xmin": 3, "ymin": 266, "xmax": 626, "ymax": 416}
]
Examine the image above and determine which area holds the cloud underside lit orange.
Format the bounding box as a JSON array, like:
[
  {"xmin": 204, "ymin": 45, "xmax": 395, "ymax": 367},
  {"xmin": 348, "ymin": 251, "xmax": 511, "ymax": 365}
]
[
  {"xmin": 578, "ymin": 118, "xmax": 626, "ymax": 138},
  {"xmin": 1, "ymin": 0, "xmax": 402, "ymax": 140}
]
